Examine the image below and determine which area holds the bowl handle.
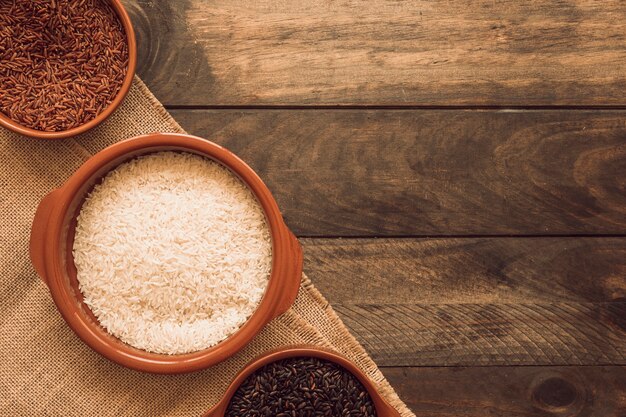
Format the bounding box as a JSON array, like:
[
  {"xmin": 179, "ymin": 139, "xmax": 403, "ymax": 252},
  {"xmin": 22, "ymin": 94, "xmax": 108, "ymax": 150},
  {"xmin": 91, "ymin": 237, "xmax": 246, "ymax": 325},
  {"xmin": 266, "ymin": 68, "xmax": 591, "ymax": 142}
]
[
  {"xmin": 29, "ymin": 189, "xmax": 59, "ymax": 286},
  {"xmin": 271, "ymin": 228, "xmax": 303, "ymax": 319}
]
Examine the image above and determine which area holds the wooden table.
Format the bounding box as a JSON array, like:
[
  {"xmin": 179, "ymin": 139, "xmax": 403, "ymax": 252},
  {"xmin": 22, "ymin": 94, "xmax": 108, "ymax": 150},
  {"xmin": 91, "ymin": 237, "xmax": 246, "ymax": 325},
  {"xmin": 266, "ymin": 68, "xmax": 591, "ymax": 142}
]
[{"xmin": 126, "ymin": 1, "xmax": 625, "ymax": 415}]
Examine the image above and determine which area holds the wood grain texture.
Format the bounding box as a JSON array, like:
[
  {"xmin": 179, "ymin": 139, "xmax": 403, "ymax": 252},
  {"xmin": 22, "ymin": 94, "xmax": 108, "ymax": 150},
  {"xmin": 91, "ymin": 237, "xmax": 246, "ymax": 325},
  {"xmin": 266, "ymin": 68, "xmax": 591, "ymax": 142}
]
[
  {"xmin": 300, "ymin": 238, "xmax": 626, "ymax": 366},
  {"xmin": 171, "ymin": 109, "xmax": 626, "ymax": 236},
  {"xmin": 382, "ymin": 366, "xmax": 626, "ymax": 417},
  {"xmin": 335, "ymin": 302, "xmax": 625, "ymax": 366},
  {"xmin": 302, "ymin": 238, "xmax": 626, "ymax": 305},
  {"xmin": 123, "ymin": 0, "xmax": 212, "ymax": 105},
  {"xmin": 126, "ymin": 0, "xmax": 626, "ymax": 106}
]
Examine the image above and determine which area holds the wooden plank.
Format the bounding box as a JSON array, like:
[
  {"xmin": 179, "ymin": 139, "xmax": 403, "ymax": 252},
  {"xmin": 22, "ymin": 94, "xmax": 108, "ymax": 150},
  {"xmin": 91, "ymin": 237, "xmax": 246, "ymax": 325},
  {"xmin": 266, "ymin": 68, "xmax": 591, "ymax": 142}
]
[
  {"xmin": 171, "ymin": 109, "xmax": 626, "ymax": 236},
  {"xmin": 335, "ymin": 302, "xmax": 625, "ymax": 366},
  {"xmin": 302, "ymin": 238, "xmax": 626, "ymax": 305},
  {"xmin": 301, "ymin": 237, "xmax": 626, "ymax": 367},
  {"xmin": 126, "ymin": 0, "xmax": 626, "ymax": 106},
  {"xmin": 382, "ymin": 366, "xmax": 626, "ymax": 417}
]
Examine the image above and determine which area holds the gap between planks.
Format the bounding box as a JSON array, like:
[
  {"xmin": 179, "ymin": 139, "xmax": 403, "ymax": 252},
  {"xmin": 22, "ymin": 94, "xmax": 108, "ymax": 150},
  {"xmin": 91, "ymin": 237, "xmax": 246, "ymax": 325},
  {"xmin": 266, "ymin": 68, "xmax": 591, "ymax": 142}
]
[
  {"xmin": 296, "ymin": 234, "xmax": 626, "ymax": 239},
  {"xmin": 378, "ymin": 364, "xmax": 626, "ymax": 368},
  {"xmin": 164, "ymin": 105, "xmax": 626, "ymax": 111}
]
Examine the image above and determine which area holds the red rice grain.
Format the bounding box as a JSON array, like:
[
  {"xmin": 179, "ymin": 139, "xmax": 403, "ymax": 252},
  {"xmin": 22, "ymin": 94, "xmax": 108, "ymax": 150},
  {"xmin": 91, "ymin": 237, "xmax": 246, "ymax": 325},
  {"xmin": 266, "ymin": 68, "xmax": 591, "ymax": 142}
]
[{"xmin": 0, "ymin": 0, "xmax": 129, "ymax": 132}]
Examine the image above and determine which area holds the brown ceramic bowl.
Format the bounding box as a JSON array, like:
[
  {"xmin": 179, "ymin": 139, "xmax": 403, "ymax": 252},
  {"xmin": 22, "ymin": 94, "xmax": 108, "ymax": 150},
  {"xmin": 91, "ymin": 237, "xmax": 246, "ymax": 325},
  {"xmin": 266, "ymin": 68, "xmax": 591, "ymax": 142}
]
[
  {"xmin": 0, "ymin": 0, "xmax": 136, "ymax": 139},
  {"xmin": 204, "ymin": 346, "xmax": 401, "ymax": 417},
  {"xmin": 29, "ymin": 133, "xmax": 303, "ymax": 373}
]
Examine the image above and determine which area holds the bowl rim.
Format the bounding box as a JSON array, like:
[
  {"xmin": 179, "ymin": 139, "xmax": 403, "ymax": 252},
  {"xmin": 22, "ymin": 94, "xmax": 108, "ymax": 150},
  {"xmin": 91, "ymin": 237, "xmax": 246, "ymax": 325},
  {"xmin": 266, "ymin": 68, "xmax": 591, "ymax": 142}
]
[
  {"xmin": 32, "ymin": 133, "xmax": 302, "ymax": 373},
  {"xmin": 202, "ymin": 346, "xmax": 402, "ymax": 417},
  {"xmin": 0, "ymin": 0, "xmax": 137, "ymax": 140}
]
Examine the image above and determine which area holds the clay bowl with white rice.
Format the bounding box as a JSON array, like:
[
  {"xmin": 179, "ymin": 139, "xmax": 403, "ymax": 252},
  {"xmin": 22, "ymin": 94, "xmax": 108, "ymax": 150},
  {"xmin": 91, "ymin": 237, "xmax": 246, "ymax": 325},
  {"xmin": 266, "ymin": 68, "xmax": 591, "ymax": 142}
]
[{"xmin": 29, "ymin": 133, "xmax": 302, "ymax": 373}]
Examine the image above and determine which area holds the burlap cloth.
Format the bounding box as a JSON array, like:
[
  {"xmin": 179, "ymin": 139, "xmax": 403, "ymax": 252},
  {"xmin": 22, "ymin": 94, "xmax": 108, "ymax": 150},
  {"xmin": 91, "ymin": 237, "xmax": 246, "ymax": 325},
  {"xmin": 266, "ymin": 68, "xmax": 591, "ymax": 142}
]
[{"xmin": 0, "ymin": 78, "xmax": 414, "ymax": 417}]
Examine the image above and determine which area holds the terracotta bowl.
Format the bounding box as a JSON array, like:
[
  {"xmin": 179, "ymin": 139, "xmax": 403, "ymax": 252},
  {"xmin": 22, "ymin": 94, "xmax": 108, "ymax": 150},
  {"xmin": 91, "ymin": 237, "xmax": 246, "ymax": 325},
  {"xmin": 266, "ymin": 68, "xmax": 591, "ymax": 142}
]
[
  {"xmin": 204, "ymin": 346, "xmax": 402, "ymax": 417},
  {"xmin": 0, "ymin": 0, "xmax": 137, "ymax": 139},
  {"xmin": 29, "ymin": 133, "xmax": 303, "ymax": 373}
]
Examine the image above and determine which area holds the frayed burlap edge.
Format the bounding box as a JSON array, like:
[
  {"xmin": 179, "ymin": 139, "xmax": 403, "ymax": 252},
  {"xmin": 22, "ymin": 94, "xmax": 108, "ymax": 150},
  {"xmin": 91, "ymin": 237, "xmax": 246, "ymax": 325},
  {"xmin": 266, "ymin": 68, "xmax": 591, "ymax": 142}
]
[
  {"xmin": 132, "ymin": 77, "xmax": 185, "ymax": 134},
  {"xmin": 298, "ymin": 276, "xmax": 413, "ymax": 417}
]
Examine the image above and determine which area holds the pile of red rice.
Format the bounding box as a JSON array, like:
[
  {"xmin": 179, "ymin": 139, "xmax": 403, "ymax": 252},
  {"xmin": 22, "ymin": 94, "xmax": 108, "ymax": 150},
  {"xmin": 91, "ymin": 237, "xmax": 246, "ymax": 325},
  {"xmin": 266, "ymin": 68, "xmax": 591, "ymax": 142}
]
[{"xmin": 0, "ymin": 0, "xmax": 129, "ymax": 132}]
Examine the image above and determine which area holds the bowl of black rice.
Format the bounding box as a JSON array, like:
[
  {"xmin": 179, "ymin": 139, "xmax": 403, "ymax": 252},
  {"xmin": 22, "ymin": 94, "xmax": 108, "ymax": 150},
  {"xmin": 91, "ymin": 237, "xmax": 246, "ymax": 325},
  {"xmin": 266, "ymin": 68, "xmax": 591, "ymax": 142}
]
[{"xmin": 204, "ymin": 346, "xmax": 402, "ymax": 417}]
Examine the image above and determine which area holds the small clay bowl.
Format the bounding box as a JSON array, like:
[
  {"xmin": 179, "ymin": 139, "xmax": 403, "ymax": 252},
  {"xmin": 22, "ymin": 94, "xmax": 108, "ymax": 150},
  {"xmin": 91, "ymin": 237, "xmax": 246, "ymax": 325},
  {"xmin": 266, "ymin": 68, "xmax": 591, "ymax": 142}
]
[
  {"xmin": 0, "ymin": 0, "xmax": 137, "ymax": 140},
  {"xmin": 204, "ymin": 346, "xmax": 401, "ymax": 417},
  {"xmin": 29, "ymin": 133, "xmax": 303, "ymax": 373}
]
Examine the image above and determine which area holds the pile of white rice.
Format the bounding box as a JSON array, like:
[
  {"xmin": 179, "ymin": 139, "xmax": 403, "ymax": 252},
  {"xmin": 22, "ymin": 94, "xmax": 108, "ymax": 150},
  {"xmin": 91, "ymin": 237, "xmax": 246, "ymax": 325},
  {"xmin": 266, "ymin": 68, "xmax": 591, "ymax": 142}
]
[{"xmin": 73, "ymin": 151, "xmax": 272, "ymax": 354}]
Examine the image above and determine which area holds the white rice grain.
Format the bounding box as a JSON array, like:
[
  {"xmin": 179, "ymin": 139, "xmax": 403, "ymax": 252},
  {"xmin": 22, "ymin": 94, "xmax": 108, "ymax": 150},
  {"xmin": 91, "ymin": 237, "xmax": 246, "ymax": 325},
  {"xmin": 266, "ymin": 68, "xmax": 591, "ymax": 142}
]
[{"xmin": 72, "ymin": 151, "xmax": 272, "ymax": 354}]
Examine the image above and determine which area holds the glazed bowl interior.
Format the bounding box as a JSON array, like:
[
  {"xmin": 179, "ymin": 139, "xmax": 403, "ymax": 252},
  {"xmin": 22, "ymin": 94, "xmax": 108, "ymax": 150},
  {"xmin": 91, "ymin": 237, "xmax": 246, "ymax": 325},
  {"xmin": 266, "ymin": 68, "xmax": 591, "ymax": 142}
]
[
  {"xmin": 51, "ymin": 140, "xmax": 297, "ymax": 372},
  {"xmin": 0, "ymin": 0, "xmax": 136, "ymax": 139}
]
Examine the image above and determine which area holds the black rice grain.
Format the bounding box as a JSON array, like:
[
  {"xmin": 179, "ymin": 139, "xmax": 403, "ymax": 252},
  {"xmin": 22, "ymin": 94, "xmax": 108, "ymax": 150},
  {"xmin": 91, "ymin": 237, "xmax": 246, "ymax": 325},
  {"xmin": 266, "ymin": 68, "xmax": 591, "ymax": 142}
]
[{"xmin": 226, "ymin": 356, "xmax": 377, "ymax": 417}]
